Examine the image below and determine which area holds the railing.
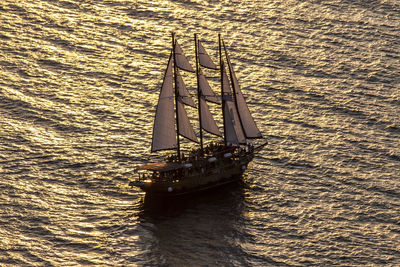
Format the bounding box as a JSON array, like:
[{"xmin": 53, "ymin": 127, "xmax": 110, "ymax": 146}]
[{"xmin": 133, "ymin": 140, "xmax": 268, "ymax": 183}]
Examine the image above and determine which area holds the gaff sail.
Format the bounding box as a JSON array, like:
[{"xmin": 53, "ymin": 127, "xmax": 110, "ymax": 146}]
[
  {"xmin": 222, "ymin": 65, "xmax": 246, "ymax": 145},
  {"xmin": 224, "ymin": 43, "xmax": 262, "ymax": 139}
]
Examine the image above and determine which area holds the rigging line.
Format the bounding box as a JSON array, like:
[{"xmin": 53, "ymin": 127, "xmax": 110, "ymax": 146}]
[
  {"xmin": 219, "ymin": 33, "xmax": 227, "ymax": 145},
  {"xmin": 172, "ymin": 32, "xmax": 181, "ymax": 161},
  {"xmin": 195, "ymin": 33, "xmax": 204, "ymax": 153}
]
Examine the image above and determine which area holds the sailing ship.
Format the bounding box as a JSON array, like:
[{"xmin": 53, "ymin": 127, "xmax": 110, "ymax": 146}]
[{"xmin": 129, "ymin": 33, "xmax": 267, "ymax": 196}]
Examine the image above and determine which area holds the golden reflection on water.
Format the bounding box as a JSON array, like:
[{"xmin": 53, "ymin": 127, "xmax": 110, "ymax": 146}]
[{"xmin": 1, "ymin": 0, "xmax": 400, "ymax": 265}]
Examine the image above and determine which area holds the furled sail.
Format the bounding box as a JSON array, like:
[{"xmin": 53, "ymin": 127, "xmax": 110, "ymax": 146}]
[
  {"xmin": 199, "ymin": 70, "xmax": 220, "ymax": 104},
  {"xmin": 175, "ymin": 41, "xmax": 195, "ymax": 72},
  {"xmin": 177, "ymin": 101, "xmax": 198, "ymax": 142},
  {"xmin": 151, "ymin": 53, "xmax": 177, "ymax": 152},
  {"xmin": 224, "ymin": 43, "xmax": 262, "ymax": 139},
  {"xmin": 200, "ymin": 98, "xmax": 222, "ymax": 136},
  {"xmin": 198, "ymin": 40, "xmax": 217, "ymax": 69},
  {"xmin": 176, "ymin": 70, "xmax": 196, "ymax": 107}
]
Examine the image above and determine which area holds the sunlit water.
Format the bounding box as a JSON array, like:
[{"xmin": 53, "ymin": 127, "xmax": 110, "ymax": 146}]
[{"xmin": 1, "ymin": 0, "xmax": 399, "ymax": 265}]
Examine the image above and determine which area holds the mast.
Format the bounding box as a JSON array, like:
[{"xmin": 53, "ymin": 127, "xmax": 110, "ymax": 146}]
[
  {"xmin": 172, "ymin": 32, "xmax": 181, "ymax": 161},
  {"xmin": 195, "ymin": 34, "xmax": 204, "ymax": 153},
  {"xmin": 219, "ymin": 34, "xmax": 227, "ymax": 146}
]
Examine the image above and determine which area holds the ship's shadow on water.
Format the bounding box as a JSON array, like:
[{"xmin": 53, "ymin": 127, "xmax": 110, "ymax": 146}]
[
  {"xmin": 136, "ymin": 182, "xmax": 249, "ymax": 265},
  {"xmin": 141, "ymin": 181, "xmax": 245, "ymax": 218}
]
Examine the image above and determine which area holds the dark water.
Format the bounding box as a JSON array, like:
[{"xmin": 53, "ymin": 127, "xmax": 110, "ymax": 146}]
[{"xmin": 1, "ymin": 0, "xmax": 399, "ymax": 265}]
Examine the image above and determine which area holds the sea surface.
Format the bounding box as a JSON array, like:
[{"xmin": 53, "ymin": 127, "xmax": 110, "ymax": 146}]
[{"xmin": 1, "ymin": 0, "xmax": 399, "ymax": 266}]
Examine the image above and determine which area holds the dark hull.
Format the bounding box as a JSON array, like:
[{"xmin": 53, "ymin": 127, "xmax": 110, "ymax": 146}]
[
  {"xmin": 130, "ymin": 154, "xmax": 252, "ymax": 197},
  {"xmin": 136, "ymin": 172, "xmax": 244, "ymax": 197}
]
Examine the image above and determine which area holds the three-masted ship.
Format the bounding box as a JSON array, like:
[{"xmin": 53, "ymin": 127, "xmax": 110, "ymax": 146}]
[{"xmin": 129, "ymin": 33, "xmax": 267, "ymax": 196}]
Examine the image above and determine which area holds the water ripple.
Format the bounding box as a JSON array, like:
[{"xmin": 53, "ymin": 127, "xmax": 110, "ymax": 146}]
[{"xmin": 0, "ymin": 0, "xmax": 399, "ymax": 265}]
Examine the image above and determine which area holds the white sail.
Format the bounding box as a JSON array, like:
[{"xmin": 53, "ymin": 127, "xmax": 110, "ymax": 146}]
[
  {"xmin": 151, "ymin": 53, "xmax": 177, "ymax": 152},
  {"xmin": 199, "ymin": 70, "xmax": 220, "ymax": 104},
  {"xmin": 177, "ymin": 101, "xmax": 198, "ymax": 142},
  {"xmin": 176, "ymin": 70, "xmax": 196, "ymax": 107},
  {"xmin": 198, "ymin": 40, "xmax": 217, "ymax": 69},
  {"xmin": 225, "ymin": 44, "xmax": 262, "ymax": 139},
  {"xmin": 200, "ymin": 98, "xmax": 222, "ymax": 136},
  {"xmin": 225, "ymin": 100, "xmax": 246, "ymax": 144},
  {"xmin": 175, "ymin": 41, "xmax": 195, "ymax": 72}
]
